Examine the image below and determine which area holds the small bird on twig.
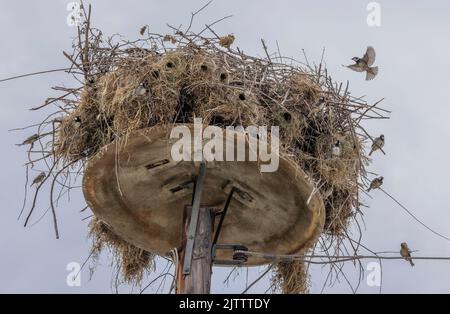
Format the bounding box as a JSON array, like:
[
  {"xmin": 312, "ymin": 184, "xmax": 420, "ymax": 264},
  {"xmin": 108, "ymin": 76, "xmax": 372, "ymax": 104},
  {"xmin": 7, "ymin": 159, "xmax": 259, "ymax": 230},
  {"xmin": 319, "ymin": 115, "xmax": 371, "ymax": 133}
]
[
  {"xmin": 134, "ymin": 84, "xmax": 148, "ymax": 96},
  {"xmin": 332, "ymin": 140, "xmax": 341, "ymax": 157},
  {"xmin": 369, "ymin": 134, "xmax": 385, "ymax": 156},
  {"xmin": 31, "ymin": 172, "xmax": 46, "ymax": 187},
  {"xmin": 367, "ymin": 176, "xmax": 383, "ymax": 192},
  {"xmin": 219, "ymin": 34, "xmax": 235, "ymax": 49},
  {"xmin": 346, "ymin": 46, "xmax": 379, "ymax": 80},
  {"xmin": 400, "ymin": 242, "xmax": 415, "ymax": 267},
  {"xmin": 323, "ymin": 186, "xmax": 334, "ymax": 199},
  {"xmin": 16, "ymin": 134, "xmax": 40, "ymax": 146},
  {"xmin": 139, "ymin": 25, "xmax": 147, "ymax": 36}
]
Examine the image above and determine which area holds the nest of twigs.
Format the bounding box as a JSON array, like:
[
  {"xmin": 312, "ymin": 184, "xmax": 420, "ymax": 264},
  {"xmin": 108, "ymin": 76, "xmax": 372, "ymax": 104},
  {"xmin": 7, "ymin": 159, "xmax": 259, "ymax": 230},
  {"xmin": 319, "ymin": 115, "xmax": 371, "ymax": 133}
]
[
  {"xmin": 89, "ymin": 218, "xmax": 155, "ymax": 284},
  {"xmin": 272, "ymin": 260, "xmax": 309, "ymax": 294},
  {"xmin": 19, "ymin": 4, "xmax": 387, "ymax": 293}
]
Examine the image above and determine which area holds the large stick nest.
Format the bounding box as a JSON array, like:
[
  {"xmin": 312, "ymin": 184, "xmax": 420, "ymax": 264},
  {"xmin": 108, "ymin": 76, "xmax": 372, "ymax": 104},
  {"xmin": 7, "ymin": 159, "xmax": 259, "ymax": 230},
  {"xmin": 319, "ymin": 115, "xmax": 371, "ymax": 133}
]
[{"xmin": 19, "ymin": 5, "xmax": 388, "ymax": 293}]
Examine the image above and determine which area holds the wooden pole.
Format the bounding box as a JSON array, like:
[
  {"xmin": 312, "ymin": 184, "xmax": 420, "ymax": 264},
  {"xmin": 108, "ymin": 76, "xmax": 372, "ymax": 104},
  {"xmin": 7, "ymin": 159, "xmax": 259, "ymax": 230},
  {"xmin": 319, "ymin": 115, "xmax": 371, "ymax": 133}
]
[{"xmin": 177, "ymin": 206, "xmax": 214, "ymax": 294}]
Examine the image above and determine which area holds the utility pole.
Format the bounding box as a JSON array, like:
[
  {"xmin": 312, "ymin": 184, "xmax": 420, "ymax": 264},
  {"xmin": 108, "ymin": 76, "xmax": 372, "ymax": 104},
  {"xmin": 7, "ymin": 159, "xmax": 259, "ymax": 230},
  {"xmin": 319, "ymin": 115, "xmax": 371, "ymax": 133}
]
[
  {"xmin": 177, "ymin": 205, "xmax": 214, "ymax": 294},
  {"xmin": 176, "ymin": 162, "xmax": 214, "ymax": 294},
  {"xmin": 175, "ymin": 163, "xmax": 245, "ymax": 293}
]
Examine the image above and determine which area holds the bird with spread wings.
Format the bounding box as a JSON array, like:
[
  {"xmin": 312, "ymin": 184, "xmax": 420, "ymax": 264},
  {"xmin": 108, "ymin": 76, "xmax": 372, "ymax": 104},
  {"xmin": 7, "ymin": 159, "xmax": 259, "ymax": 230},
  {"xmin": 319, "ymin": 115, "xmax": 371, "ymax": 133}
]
[{"xmin": 346, "ymin": 46, "xmax": 379, "ymax": 81}]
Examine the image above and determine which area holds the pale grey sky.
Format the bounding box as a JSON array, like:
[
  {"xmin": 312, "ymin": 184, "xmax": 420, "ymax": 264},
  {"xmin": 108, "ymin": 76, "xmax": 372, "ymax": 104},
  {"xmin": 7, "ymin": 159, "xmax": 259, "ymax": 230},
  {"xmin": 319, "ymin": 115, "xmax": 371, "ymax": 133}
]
[{"xmin": 1, "ymin": 0, "xmax": 450, "ymax": 293}]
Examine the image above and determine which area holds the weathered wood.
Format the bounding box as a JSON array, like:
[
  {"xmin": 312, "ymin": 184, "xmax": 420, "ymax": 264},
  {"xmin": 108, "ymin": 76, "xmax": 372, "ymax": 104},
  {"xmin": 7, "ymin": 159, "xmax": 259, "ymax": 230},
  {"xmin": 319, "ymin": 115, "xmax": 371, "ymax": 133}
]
[
  {"xmin": 83, "ymin": 125, "xmax": 325, "ymax": 265},
  {"xmin": 177, "ymin": 206, "xmax": 214, "ymax": 294}
]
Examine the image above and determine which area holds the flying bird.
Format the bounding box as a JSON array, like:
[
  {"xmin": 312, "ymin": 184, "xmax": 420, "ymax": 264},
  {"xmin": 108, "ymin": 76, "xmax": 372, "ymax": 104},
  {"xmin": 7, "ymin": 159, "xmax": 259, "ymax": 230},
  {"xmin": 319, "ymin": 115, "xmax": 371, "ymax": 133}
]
[
  {"xmin": 400, "ymin": 242, "xmax": 415, "ymax": 267},
  {"xmin": 332, "ymin": 140, "xmax": 341, "ymax": 157},
  {"xmin": 346, "ymin": 46, "xmax": 379, "ymax": 80},
  {"xmin": 31, "ymin": 172, "xmax": 46, "ymax": 186},
  {"xmin": 369, "ymin": 134, "xmax": 385, "ymax": 156},
  {"xmin": 16, "ymin": 134, "xmax": 40, "ymax": 146},
  {"xmin": 367, "ymin": 176, "xmax": 383, "ymax": 192}
]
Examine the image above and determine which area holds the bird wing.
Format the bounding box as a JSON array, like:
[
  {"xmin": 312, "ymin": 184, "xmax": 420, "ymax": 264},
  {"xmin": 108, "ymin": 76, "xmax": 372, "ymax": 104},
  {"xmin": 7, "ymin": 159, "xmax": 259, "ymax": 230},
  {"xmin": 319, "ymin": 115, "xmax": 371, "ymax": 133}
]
[
  {"xmin": 371, "ymin": 137, "xmax": 381, "ymax": 149},
  {"xmin": 32, "ymin": 173, "xmax": 44, "ymax": 185},
  {"xmin": 363, "ymin": 46, "xmax": 376, "ymax": 66},
  {"xmin": 400, "ymin": 248, "xmax": 407, "ymax": 258},
  {"xmin": 376, "ymin": 137, "xmax": 384, "ymax": 148},
  {"xmin": 347, "ymin": 64, "xmax": 365, "ymax": 72},
  {"xmin": 371, "ymin": 142, "xmax": 378, "ymax": 151},
  {"xmin": 365, "ymin": 66, "xmax": 378, "ymax": 81}
]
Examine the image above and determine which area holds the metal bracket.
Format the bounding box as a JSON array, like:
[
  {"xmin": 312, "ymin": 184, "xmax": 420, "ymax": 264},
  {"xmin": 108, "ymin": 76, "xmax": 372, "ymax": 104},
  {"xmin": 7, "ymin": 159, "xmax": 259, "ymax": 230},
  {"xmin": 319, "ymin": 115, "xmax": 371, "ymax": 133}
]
[
  {"xmin": 183, "ymin": 168, "xmax": 248, "ymax": 271},
  {"xmin": 212, "ymin": 187, "xmax": 235, "ymax": 246},
  {"xmin": 211, "ymin": 187, "xmax": 249, "ymax": 266},
  {"xmin": 182, "ymin": 162, "xmax": 206, "ymax": 275}
]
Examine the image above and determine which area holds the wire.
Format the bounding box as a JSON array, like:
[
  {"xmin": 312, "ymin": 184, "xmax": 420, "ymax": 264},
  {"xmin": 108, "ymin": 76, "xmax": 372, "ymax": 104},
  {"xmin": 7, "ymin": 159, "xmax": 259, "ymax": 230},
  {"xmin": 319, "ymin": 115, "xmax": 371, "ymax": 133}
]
[
  {"xmin": 380, "ymin": 187, "xmax": 450, "ymax": 243},
  {"xmin": 234, "ymin": 250, "xmax": 450, "ymax": 264}
]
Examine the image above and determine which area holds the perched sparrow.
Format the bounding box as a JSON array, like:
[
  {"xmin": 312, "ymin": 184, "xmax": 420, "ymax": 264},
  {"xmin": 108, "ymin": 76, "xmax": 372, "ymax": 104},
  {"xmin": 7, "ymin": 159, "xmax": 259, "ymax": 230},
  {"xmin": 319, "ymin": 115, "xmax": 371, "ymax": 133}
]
[
  {"xmin": 400, "ymin": 242, "xmax": 414, "ymax": 267},
  {"xmin": 323, "ymin": 186, "xmax": 334, "ymax": 199},
  {"xmin": 74, "ymin": 116, "xmax": 82, "ymax": 127},
  {"xmin": 139, "ymin": 25, "xmax": 147, "ymax": 36},
  {"xmin": 219, "ymin": 34, "xmax": 235, "ymax": 49},
  {"xmin": 31, "ymin": 172, "xmax": 46, "ymax": 186},
  {"xmin": 367, "ymin": 176, "xmax": 383, "ymax": 192},
  {"xmin": 346, "ymin": 46, "xmax": 379, "ymax": 80},
  {"xmin": 16, "ymin": 134, "xmax": 39, "ymax": 146},
  {"xmin": 332, "ymin": 140, "xmax": 341, "ymax": 157},
  {"xmin": 163, "ymin": 35, "xmax": 177, "ymax": 44},
  {"xmin": 369, "ymin": 134, "xmax": 385, "ymax": 156},
  {"xmin": 135, "ymin": 84, "xmax": 148, "ymax": 96}
]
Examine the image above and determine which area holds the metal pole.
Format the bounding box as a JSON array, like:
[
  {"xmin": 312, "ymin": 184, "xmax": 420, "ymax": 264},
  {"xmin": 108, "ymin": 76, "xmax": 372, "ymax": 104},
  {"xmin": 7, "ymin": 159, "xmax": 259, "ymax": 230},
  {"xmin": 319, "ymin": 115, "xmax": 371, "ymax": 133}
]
[{"xmin": 183, "ymin": 162, "xmax": 206, "ymax": 274}]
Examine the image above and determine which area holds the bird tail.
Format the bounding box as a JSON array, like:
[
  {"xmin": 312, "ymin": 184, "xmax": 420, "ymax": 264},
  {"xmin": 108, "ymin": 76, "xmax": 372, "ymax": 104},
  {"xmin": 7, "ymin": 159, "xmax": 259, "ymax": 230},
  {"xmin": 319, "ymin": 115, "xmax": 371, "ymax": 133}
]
[
  {"xmin": 369, "ymin": 149, "xmax": 373, "ymax": 156},
  {"xmin": 366, "ymin": 66, "xmax": 378, "ymax": 80},
  {"xmin": 408, "ymin": 258, "xmax": 415, "ymax": 267}
]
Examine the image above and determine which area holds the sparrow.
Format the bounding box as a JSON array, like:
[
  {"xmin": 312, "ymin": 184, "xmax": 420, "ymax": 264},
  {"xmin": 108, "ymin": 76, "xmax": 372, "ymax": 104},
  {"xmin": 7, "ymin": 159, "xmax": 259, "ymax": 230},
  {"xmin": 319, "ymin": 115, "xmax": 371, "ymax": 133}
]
[
  {"xmin": 139, "ymin": 25, "xmax": 147, "ymax": 36},
  {"xmin": 323, "ymin": 186, "xmax": 334, "ymax": 199},
  {"xmin": 400, "ymin": 242, "xmax": 414, "ymax": 267},
  {"xmin": 31, "ymin": 172, "xmax": 46, "ymax": 186},
  {"xmin": 74, "ymin": 116, "xmax": 82, "ymax": 127},
  {"xmin": 16, "ymin": 134, "xmax": 39, "ymax": 146},
  {"xmin": 367, "ymin": 176, "xmax": 383, "ymax": 192},
  {"xmin": 369, "ymin": 134, "xmax": 385, "ymax": 156},
  {"xmin": 163, "ymin": 35, "xmax": 177, "ymax": 44},
  {"xmin": 332, "ymin": 140, "xmax": 341, "ymax": 157},
  {"xmin": 346, "ymin": 46, "xmax": 379, "ymax": 80},
  {"xmin": 219, "ymin": 34, "xmax": 235, "ymax": 49},
  {"xmin": 135, "ymin": 83, "xmax": 148, "ymax": 96}
]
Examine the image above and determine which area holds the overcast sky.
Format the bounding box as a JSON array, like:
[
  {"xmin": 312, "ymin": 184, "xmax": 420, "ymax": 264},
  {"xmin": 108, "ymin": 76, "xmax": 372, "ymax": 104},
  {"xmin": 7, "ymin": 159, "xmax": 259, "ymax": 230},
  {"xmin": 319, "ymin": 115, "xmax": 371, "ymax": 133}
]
[{"xmin": 1, "ymin": 0, "xmax": 450, "ymax": 293}]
